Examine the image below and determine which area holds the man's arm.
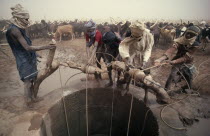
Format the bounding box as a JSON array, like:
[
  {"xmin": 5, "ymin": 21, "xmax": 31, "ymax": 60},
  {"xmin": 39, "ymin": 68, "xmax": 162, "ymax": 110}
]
[
  {"xmin": 88, "ymin": 32, "xmax": 102, "ymax": 64},
  {"xmin": 170, "ymin": 46, "xmax": 197, "ymax": 64},
  {"xmin": 11, "ymin": 27, "xmax": 55, "ymax": 51},
  {"xmin": 88, "ymin": 41, "xmax": 98, "ymax": 64},
  {"xmin": 154, "ymin": 43, "xmax": 178, "ymax": 65}
]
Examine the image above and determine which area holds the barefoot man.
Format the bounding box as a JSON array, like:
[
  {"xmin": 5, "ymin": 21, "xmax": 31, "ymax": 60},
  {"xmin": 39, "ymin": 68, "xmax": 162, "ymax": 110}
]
[{"xmin": 6, "ymin": 4, "xmax": 56, "ymax": 107}]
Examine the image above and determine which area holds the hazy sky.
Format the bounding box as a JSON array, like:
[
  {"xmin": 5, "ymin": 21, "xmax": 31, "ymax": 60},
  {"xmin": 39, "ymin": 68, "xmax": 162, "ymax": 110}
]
[{"xmin": 0, "ymin": 0, "xmax": 210, "ymax": 21}]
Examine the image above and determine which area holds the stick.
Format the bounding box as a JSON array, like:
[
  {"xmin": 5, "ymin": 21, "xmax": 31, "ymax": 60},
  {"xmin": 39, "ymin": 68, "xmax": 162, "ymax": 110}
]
[{"xmin": 33, "ymin": 48, "xmax": 60, "ymax": 98}]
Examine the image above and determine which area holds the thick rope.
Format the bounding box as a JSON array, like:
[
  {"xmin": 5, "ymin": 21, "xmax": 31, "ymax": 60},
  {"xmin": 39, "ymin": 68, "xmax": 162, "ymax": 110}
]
[
  {"xmin": 160, "ymin": 65, "xmax": 199, "ymax": 131},
  {"xmin": 85, "ymin": 64, "xmax": 90, "ymax": 136},
  {"xmin": 59, "ymin": 67, "xmax": 71, "ymax": 136},
  {"xmin": 194, "ymin": 58, "xmax": 210, "ymax": 81},
  {"xmin": 127, "ymin": 94, "xmax": 134, "ymax": 136},
  {"xmin": 109, "ymin": 71, "xmax": 116, "ymax": 136},
  {"xmin": 139, "ymin": 109, "xmax": 151, "ymax": 136},
  {"xmin": 65, "ymin": 72, "xmax": 83, "ymax": 86},
  {"xmin": 126, "ymin": 79, "xmax": 135, "ymax": 136}
]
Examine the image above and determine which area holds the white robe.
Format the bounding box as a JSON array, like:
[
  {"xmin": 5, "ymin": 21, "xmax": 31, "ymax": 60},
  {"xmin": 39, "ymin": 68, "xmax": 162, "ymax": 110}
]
[{"xmin": 119, "ymin": 29, "xmax": 154, "ymax": 67}]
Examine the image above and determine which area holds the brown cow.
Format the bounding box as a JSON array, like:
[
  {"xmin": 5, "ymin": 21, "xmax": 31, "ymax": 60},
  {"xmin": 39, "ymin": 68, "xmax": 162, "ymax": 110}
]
[
  {"xmin": 160, "ymin": 26, "xmax": 176, "ymax": 44},
  {"xmin": 54, "ymin": 25, "xmax": 75, "ymax": 42}
]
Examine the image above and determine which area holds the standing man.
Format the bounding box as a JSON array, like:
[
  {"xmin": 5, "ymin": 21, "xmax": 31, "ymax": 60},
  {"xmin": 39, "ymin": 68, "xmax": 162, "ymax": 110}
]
[
  {"xmin": 6, "ymin": 4, "xmax": 56, "ymax": 107},
  {"xmin": 154, "ymin": 26, "xmax": 201, "ymax": 91},
  {"xmin": 84, "ymin": 20, "xmax": 103, "ymax": 80},
  {"xmin": 102, "ymin": 25, "xmax": 121, "ymax": 87}
]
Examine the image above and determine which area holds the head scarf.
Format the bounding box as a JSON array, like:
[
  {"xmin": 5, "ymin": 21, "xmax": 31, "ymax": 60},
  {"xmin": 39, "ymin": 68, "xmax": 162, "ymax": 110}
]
[
  {"xmin": 174, "ymin": 25, "xmax": 200, "ymax": 46},
  {"xmin": 10, "ymin": 4, "xmax": 30, "ymax": 29},
  {"xmin": 84, "ymin": 19, "xmax": 96, "ymax": 37},
  {"xmin": 129, "ymin": 21, "xmax": 146, "ymax": 39}
]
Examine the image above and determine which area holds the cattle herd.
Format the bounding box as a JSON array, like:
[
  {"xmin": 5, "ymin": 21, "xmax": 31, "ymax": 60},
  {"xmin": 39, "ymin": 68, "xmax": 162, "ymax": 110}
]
[{"xmin": 0, "ymin": 19, "xmax": 209, "ymax": 49}]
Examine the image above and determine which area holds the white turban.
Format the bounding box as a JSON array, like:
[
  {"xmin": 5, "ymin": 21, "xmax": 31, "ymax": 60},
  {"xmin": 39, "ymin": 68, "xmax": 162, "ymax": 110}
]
[
  {"xmin": 10, "ymin": 4, "xmax": 30, "ymax": 29},
  {"xmin": 129, "ymin": 21, "xmax": 146, "ymax": 38}
]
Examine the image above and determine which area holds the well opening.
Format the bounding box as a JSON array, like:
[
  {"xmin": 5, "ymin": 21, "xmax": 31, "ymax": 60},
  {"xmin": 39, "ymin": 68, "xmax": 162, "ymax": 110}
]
[{"xmin": 40, "ymin": 88, "xmax": 159, "ymax": 136}]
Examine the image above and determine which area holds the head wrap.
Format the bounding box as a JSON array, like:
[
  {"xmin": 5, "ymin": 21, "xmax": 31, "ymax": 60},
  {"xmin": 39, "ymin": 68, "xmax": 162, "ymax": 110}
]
[
  {"xmin": 84, "ymin": 19, "xmax": 96, "ymax": 29},
  {"xmin": 129, "ymin": 21, "xmax": 146, "ymax": 39},
  {"xmin": 10, "ymin": 4, "xmax": 30, "ymax": 29},
  {"xmin": 174, "ymin": 26, "xmax": 200, "ymax": 46},
  {"xmin": 84, "ymin": 19, "xmax": 96, "ymax": 37}
]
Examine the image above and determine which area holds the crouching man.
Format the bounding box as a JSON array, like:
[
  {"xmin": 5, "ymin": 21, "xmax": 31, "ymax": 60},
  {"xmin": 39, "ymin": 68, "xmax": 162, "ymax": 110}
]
[
  {"xmin": 116, "ymin": 21, "xmax": 170, "ymax": 104},
  {"xmin": 84, "ymin": 20, "xmax": 104, "ymax": 80}
]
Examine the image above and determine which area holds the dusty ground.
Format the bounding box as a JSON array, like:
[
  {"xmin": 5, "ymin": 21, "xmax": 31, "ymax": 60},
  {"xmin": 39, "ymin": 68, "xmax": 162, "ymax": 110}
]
[{"xmin": 0, "ymin": 38, "xmax": 210, "ymax": 136}]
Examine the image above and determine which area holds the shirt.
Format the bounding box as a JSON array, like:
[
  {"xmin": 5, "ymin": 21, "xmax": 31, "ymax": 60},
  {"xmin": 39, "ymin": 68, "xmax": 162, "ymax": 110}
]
[{"xmin": 85, "ymin": 30, "xmax": 103, "ymax": 46}]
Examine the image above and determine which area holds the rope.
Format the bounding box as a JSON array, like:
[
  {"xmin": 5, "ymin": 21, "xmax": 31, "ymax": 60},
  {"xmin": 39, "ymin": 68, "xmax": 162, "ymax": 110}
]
[
  {"xmin": 194, "ymin": 58, "xmax": 210, "ymax": 81},
  {"xmin": 174, "ymin": 67, "xmax": 191, "ymax": 89},
  {"xmin": 95, "ymin": 52, "xmax": 117, "ymax": 61},
  {"xmin": 65, "ymin": 72, "xmax": 83, "ymax": 86},
  {"xmin": 160, "ymin": 65, "xmax": 200, "ymax": 131},
  {"xmin": 127, "ymin": 94, "xmax": 134, "ymax": 136},
  {"xmin": 85, "ymin": 54, "xmax": 95, "ymax": 136},
  {"xmin": 139, "ymin": 109, "xmax": 150, "ymax": 136},
  {"xmin": 59, "ymin": 67, "xmax": 71, "ymax": 136},
  {"xmin": 109, "ymin": 71, "xmax": 116, "ymax": 136},
  {"xmin": 160, "ymin": 95, "xmax": 189, "ymax": 130},
  {"xmin": 195, "ymin": 74, "xmax": 210, "ymax": 92},
  {"xmin": 95, "ymin": 52, "xmax": 117, "ymax": 68},
  {"xmin": 85, "ymin": 63, "xmax": 91, "ymax": 136},
  {"xmin": 126, "ymin": 76, "xmax": 136, "ymax": 136}
]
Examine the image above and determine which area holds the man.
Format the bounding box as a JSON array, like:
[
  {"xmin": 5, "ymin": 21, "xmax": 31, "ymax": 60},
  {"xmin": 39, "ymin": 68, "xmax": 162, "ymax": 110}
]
[
  {"xmin": 200, "ymin": 24, "xmax": 210, "ymax": 51},
  {"xmin": 84, "ymin": 20, "xmax": 103, "ymax": 80},
  {"xmin": 119, "ymin": 21, "xmax": 154, "ymax": 69},
  {"xmin": 154, "ymin": 26, "xmax": 201, "ymax": 91},
  {"xmin": 6, "ymin": 4, "xmax": 56, "ymax": 107},
  {"xmin": 117, "ymin": 21, "xmax": 165, "ymax": 103},
  {"xmin": 102, "ymin": 25, "xmax": 121, "ymax": 87}
]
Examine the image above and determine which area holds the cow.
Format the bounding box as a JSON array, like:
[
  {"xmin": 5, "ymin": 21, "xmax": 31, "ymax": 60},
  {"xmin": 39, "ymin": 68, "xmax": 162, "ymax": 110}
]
[
  {"xmin": 70, "ymin": 21, "xmax": 85, "ymax": 38},
  {"xmin": 160, "ymin": 25, "xmax": 176, "ymax": 44},
  {"xmin": 54, "ymin": 24, "xmax": 75, "ymax": 42},
  {"xmin": 150, "ymin": 21, "xmax": 161, "ymax": 46}
]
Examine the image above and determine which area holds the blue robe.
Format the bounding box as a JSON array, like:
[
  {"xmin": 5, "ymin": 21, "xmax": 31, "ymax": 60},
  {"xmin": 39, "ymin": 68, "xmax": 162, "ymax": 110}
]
[{"xmin": 6, "ymin": 24, "xmax": 37, "ymax": 81}]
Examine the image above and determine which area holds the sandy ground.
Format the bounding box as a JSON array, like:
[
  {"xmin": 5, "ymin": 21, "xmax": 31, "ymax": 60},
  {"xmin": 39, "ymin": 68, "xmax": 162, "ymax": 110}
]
[{"xmin": 0, "ymin": 38, "xmax": 210, "ymax": 136}]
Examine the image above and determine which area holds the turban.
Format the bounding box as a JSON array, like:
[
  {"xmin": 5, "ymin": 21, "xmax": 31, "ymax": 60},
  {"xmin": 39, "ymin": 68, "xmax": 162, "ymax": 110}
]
[
  {"xmin": 84, "ymin": 19, "xmax": 96, "ymax": 29},
  {"xmin": 174, "ymin": 25, "xmax": 200, "ymax": 46},
  {"xmin": 10, "ymin": 4, "xmax": 30, "ymax": 29},
  {"xmin": 129, "ymin": 21, "xmax": 146, "ymax": 38}
]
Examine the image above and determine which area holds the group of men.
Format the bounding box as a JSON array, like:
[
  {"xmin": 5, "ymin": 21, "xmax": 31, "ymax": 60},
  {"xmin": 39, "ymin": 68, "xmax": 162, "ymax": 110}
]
[
  {"xmin": 84, "ymin": 19, "xmax": 202, "ymax": 103},
  {"xmin": 6, "ymin": 4, "xmax": 206, "ymax": 107}
]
